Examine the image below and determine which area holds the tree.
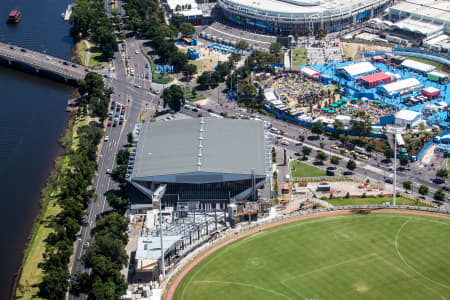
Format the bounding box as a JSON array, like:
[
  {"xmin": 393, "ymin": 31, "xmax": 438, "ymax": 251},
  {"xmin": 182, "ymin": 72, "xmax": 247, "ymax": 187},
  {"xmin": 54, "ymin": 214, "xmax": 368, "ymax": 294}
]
[
  {"xmin": 384, "ymin": 148, "xmax": 394, "ymax": 160},
  {"xmin": 243, "ymin": 83, "xmax": 257, "ymax": 98},
  {"xmin": 235, "ymin": 40, "xmax": 249, "ymax": 55},
  {"xmin": 127, "ymin": 132, "xmax": 134, "ymax": 145},
  {"xmin": 39, "ymin": 267, "xmax": 70, "ymax": 300},
  {"xmin": 350, "ymin": 111, "xmax": 371, "ymax": 137},
  {"xmin": 316, "ymin": 151, "xmax": 327, "ymax": 162},
  {"xmin": 116, "ymin": 149, "xmax": 130, "ymax": 165},
  {"xmin": 178, "ymin": 22, "xmax": 195, "ymax": 36},
  {"xmin": 333, "ymin": 120, "xmax": 344, "ymax": 135},
  {"xmin": 311, "ymin": 120, "xmax": 324, "ymax": 134},
  {"xmin": 400, "ymin": 156, "xmax": 409, "ymax": 166},
  {"xmin": 111, "ymin": 165, "xmax": 127, "ymax": 183},
  {"xmin": 402, "ymin": 181, "xmax": 412, "ymax": 192},
  {"xmin": 78, "ymin": 72, "xmax": 105, "ymax": 97},
  {"xmin": 105, "ymin": 191, "xmax": 129, "ymax": 214},
  {"xmin": 347, "ymin": 159, "xmax": 357, "ymax": 171},
  {"xmin": 436, "ymin": 168, "xmax": 448, "ymax": 178},
  {"xmin": 434, "ymin": 190, "xmax": 445, "ymax": 201},
  {"xmin": 302, "ymin": 146, "xmax": 312, "ymax": 158},
  {"xmin": 162, "ymin": 84, "xmax": 185, "ymax": 112},
  {"xmin": 418, "ymin": 185, "xmax": 429, "ymax": 196},
  {"xmin": 183, "ymin": 63, "xmax": 197, "ymax": 77},
  {"xmin": 330, "ymin": 156, "xmax": 340, "ymax": 165},
  {"xmin": 269, "ymin": 42, "xmax": 283, "ymax": 56}
]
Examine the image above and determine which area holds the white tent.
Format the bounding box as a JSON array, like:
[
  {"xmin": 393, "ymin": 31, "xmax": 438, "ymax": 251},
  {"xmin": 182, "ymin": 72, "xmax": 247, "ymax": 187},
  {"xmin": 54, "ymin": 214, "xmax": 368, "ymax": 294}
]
[
  {"xmin": 401, "ymin": 59, "xmax": 436, "ymax": 73},
  {"xmin": 341, "ymin": 62, "xmax": 376, "ymax": 77},
  {"xmin": 379, "ymin": 78, "xmax": 421, "ymax": 95}
]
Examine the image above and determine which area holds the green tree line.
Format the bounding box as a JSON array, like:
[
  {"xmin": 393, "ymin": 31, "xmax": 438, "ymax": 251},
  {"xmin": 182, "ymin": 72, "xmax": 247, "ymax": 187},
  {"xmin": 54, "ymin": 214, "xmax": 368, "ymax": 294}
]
[{"xmin": 70, "ymin": 0, "xmax": 118, "ymax": 59}]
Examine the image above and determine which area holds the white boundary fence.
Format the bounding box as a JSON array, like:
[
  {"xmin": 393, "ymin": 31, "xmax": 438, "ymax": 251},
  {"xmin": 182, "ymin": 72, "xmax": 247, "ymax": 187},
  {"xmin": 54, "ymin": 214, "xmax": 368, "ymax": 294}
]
[{"xmin": 161, "ymin": 204, "xmax": 450, "ymax": 297}]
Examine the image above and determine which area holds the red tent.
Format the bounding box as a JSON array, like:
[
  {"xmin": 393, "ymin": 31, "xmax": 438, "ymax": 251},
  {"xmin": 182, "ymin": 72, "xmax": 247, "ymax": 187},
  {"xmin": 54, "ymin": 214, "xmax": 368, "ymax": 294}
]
[{"xmin": 359, "ymin": 72, "xmax": 391, "ymax": 88}]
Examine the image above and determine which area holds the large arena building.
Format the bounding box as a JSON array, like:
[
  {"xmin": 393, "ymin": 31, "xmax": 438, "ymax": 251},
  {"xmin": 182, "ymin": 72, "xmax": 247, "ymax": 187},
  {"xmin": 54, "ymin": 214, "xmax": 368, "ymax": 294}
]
[
  {"xmin": 128, "ymin": 118, "xmax": 271, "ymax": 210},
  {"xmin": 218, "ymin": 0, "xmax": 390, "ymax": 35}
]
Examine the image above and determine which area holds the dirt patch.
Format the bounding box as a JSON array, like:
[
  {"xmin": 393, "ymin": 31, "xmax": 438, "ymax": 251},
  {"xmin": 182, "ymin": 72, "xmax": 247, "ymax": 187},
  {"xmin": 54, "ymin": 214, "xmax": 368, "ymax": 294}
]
[{"xmin": 354, "ymin": 282, "xmax": 369, "ymax": 293}]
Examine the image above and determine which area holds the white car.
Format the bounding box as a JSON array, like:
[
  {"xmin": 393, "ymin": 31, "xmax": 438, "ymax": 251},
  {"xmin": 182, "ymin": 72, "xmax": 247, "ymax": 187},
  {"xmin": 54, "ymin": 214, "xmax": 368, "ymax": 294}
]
[
  {"xmin": 104, "ymin": 136, "xmax": 109, "ymax": 141},
  {"xmin": 280, "ymin": 140, "xmax": 289, "ymax": 146},
  {"xmin": 135, "ymin": 50, "xmax": 140, "ymax": 54}
]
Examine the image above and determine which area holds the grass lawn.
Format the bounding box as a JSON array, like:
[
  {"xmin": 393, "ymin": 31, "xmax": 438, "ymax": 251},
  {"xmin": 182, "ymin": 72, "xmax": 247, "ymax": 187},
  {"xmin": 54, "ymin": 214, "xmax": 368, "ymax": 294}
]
[
  {"xmin": 173, "ymin": 212, "xmax": 450, "ymax": 300},
  {"xmin": 291, "ymin": 48, "xmax": 307, "ymax": 67},
  {"xmin": 191, "ymin": 57, "xmax": 219, "ymax": 73},
  {"xmin": 89, "ymin": 52, "xmax": 105, "ymax": 70},
  {"xmin": 183, "ymin": 87, "xmax": 205, "ymax": 102},
  {"xmin": 400, "ymin": 55, "xmax": 450, "ymax": 76},
  {"xmin": 76, "ymin": 40, "xmax": 89, "ymax": 66},
  {"xmin": 291, "ymin": 160, "xmax": 326, "ymax": 178},
  {"xmin": 153, "ymin": 72, "xmax": 173, "ymax": 84},
  {"xmin": 447, "ymin": 158, "xmax": 450, "ymax": 169},
  {"xmin": 326, "ymin": 196, "xmax": 430, "ymax": 207}
]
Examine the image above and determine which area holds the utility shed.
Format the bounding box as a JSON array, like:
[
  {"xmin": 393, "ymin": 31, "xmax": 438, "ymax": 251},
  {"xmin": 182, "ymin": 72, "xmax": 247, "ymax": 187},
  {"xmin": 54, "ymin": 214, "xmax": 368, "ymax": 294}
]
[{"xmin": 394, "ymin": 109, "xmax": 422, "ymax": 128}]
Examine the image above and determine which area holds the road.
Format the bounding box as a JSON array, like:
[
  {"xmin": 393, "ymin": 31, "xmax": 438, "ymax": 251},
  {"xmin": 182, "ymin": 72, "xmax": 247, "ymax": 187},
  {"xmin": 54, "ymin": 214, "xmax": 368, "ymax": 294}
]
[
  {"xmin": 0, "ymin": 41, "xmax": 87, "ymax": 80},
  {"xmin": 68, "ymin": 3, "xmax": 162, "ymax": 297}
]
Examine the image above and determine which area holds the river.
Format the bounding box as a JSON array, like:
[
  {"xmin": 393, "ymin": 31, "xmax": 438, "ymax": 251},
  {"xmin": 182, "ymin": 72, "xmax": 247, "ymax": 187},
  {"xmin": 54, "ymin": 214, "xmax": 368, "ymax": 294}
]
[{"xmin": 0, "ymin": 0, "xmax": 75, "ymax": 298}]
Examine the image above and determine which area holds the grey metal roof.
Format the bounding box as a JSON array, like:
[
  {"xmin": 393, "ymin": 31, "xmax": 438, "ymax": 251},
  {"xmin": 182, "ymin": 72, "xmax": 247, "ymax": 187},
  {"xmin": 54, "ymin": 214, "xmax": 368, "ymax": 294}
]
[{"xmin": 131, "ymin": 118, "xmax": 266, "ymax": 179}]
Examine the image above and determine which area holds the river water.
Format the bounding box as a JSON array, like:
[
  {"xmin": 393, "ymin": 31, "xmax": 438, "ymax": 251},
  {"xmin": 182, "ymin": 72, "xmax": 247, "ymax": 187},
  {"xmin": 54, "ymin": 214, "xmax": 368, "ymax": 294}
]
[{"xmin": 0, "ymin": 0, "xmax": 75, "ymax": 297}]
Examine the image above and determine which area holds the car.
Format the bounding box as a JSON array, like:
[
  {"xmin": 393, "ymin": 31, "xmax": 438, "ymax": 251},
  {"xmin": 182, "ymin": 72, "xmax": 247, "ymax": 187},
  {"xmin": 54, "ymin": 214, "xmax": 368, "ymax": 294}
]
[
  {"xmin": 145, "ymin": 64, "xmax": 149, "ymax": 68},
  {"xmin": 196, "ymin": 103, "xmax": 202, "ymax": 109},
  {"xmin": 135, "ymin": 50, "xmax": 140, "ymax": 54},
  {"xmin": 120, "ymin": 115, "xmax": 124, "ymax": 120},
  {"xmin": 46, "ymin": 56, "xmax": 52, "ymax": 61},
  {"xmin": 431, "ymin": 178, "xmax": 445, "ymax": 184},
  {"xmin": 295, "ymin": 143, "xmax": 302, "ymax": 146},
  {"xmin": 119, "ymin": 120, "xmax": 123, "ymax": 125},
  {"xmin": 442, "ymin": 186, "xmax": 450, "ymax": 192},
  {"xmin": 154, "ymin": 90, "xmax": 160, "ymax": 95},
  {"xmin": 116, "ymin": 106, "xmax": 121, "ymax": 112},
  {"xmin": 115, "ymin": 113, "xmax": 119, "ymax": 118},
  {"xmin": 220, "ymin": 112, "xmax": 225, "ymax": 116},
  {"xmin": 104, "ymin": 136, "xmax": 109, "ymax": 141},
  {"xmin": 103, "ymin": 74, "xmax": 110, "ymax": 78},
  {"xmin": 121, "ymin": 110, "xmax": 125, "ymax": 115},
  {"xmin": 207, "ymin": 108, "xmax": 213, "ymax": 113},
  {"xmin": 122, "ymin": 105, "xmax": 126, "ymax": 110},
  {"xmin": 280, "ymin": 140, "xmax": 289, "ymax": 146},
  {"xmin": 327, "ymin": 167, "xmax": 336, "ymax": 170},
  {"xmin": 134, "ymin": 84, "xmax": 141, "ymax": 88},
  {"xmin": 385, "ymin": 178, "xmax": 393, "ymax": 184},
  {"xmin": 343, "ymin": 171, "xmax": 353, "ymax": 176},
  {"xmin": 294, "ymin": 152, "xmax": 301, "ymax": 156},
  {"xmin": 418, "ymin": 195, "xmax": 426, "ymax": 200},
  {"xmin": 145, "ymin": 73, "xmax": 149, "ymax": 79},
  {"xmin": 106, "ymin": 169, "xmax": 111, "ymax": 174},
  {"xmin": 9, "ymin": 46, "xmax": 14, "ymax": 50},
  {"xmin": 20, "ymin": 48, "xmax": 27, "ymax": 52},
  {"xmin": 72, "ymin": 64, "xmax": 77, "ymax": 68},
  {"xmin": 107, "ymin": 121, "xmax": 112, "ymax": 127},
  {"xmin": 63, "ymin": 61, "xmax": 69, "ymax": 65},
  {"xmin": 85, "ymin": 68, "xmax": 91, "ymax": 72}
]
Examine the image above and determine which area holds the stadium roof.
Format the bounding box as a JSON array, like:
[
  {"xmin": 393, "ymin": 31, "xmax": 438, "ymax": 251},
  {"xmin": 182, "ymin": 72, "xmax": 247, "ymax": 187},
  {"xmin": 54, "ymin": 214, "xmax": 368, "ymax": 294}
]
[
  {"xmin": 395, "ymin": 110, "xmax": 422, "ymax": 122},
  {"xmin": 390, "ymin": 0, "xmax": 450, "ymax": 25},
  {"xmin": 220, "ymin": 0, "xmax": 387, "ymax": 16},
  {"xmin": 360, "ymin": 72, "xmax": 390, "ymax": 84},
  {"xmin": 401, "ymin": 59, "xmax": 436, "ymax": 73},
  {"xmin": 341, "ymin": 62, "xmax": 376, "ymax": 77},
  {"xmin": 379, "ymin": 77, "xmax": 422, "ymax": 94},
  {"xmin": 131, "ymin": 119, "xmax": 266, "ymax": 179},
  {"xmin": 392, "ymin": 18, "xmax": 443, "ymax": 36}
]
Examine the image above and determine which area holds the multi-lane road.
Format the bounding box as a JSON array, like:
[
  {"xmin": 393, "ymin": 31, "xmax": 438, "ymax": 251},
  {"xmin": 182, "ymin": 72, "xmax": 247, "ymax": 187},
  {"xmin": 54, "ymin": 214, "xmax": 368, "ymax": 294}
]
[{"xmin": 68, "ymin": 23, "xmax": 162, "ymax": 300}]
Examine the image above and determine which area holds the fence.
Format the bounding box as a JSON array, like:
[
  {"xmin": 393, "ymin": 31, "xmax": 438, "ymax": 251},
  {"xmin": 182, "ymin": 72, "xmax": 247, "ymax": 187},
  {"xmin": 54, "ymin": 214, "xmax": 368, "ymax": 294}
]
[
  {"xmin": 416, "ymin": 129, "xmax": 450, "ymax": 161},
  {"xmin": 163, "ymin": 204, "xmax": 449, "ymax": 297},
  {"xmin": 394, "ymin": 46, "xmax": 450, "ymax": 61}
]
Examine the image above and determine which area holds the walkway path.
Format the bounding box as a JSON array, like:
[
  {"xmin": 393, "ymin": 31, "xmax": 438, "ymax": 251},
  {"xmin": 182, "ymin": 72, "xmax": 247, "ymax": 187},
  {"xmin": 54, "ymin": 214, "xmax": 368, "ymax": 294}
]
[{"xmin": 166, "ymin": 209, "xmax": 450, "ymax": 300}]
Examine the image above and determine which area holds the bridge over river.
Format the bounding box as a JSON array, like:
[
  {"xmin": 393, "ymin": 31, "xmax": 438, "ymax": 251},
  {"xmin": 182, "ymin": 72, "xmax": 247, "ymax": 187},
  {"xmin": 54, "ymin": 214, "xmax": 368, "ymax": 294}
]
[{"xmin": 0, "ymin": 42, "xmax": 89, "ymax": 84}]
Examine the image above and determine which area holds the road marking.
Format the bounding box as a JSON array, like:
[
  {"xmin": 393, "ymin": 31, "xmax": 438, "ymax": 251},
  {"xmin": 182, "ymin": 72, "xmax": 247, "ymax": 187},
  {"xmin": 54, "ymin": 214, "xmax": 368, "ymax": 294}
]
[
  {"xmin": 395, "ymin": 218, "xmax": 450, "ymax": 290},
  {"xmin": 192, "ymin": 280, "xmax": 292, "ymax": 299}
]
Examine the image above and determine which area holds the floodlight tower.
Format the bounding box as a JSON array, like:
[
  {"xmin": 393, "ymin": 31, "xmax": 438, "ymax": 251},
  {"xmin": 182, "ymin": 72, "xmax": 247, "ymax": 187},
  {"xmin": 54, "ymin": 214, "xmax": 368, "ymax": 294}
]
[
  {"xmin": 153, "ymin": 184, "xmax": 167, "ymax": 277},
  {"xmin": 388, "ymin": 127, "xmax": 403, "ymax": 206}
]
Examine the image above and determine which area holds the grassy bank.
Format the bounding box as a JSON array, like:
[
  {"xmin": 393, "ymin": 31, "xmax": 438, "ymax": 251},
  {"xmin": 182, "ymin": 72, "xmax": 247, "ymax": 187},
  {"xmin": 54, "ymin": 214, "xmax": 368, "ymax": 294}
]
[
  {"xmin": 291, "ymin": 160, "xmax": 326, "ymax": 178},
  {"xmin": 326, "ymin": 196, "xmax": 430, "ymax": 207},
  {"xmin": 14, "ymin": 115, "xmax": 77, "ymax": 299},
  {"xmin": 292, "ymin": 48, "xmax": 307, "ymax": 67}
]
